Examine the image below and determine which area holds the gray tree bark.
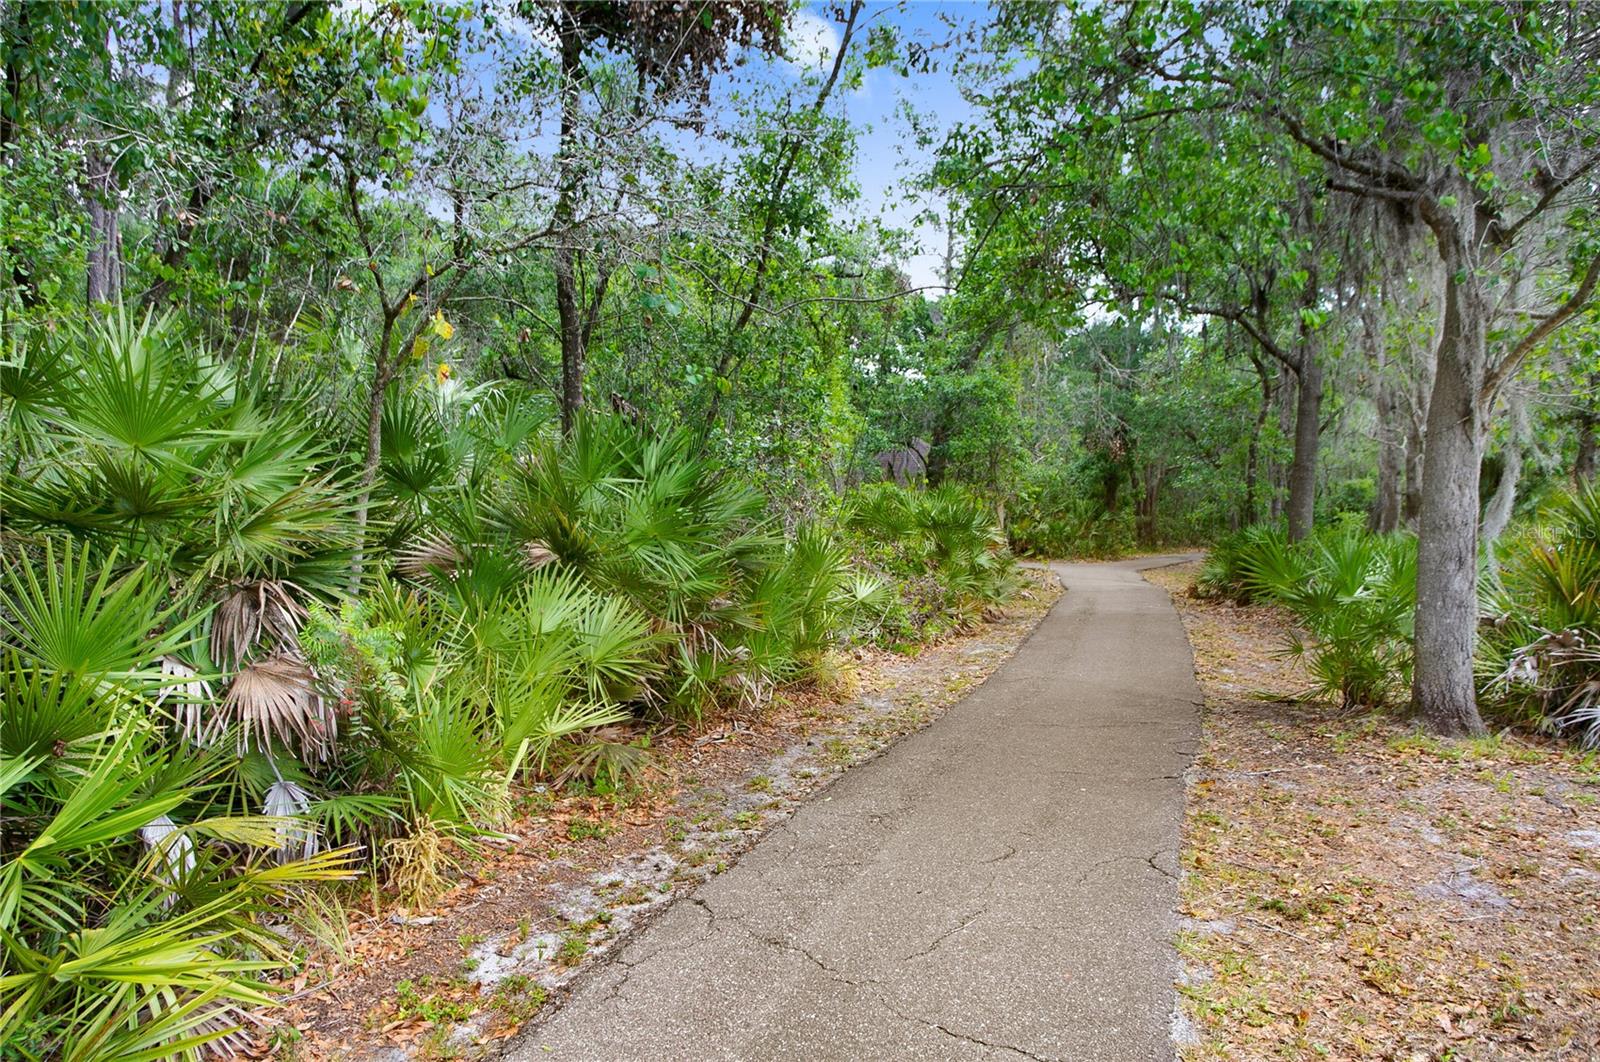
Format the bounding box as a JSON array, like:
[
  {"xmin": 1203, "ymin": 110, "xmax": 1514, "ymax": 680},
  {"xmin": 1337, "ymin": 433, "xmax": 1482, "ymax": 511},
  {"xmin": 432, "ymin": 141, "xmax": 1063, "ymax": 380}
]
[
  {"xmin": 1286, "ymin": 351, "xmax": 1322, "ymax": 541},
  {"xmin": 1366, "ymin": 295, "xmax": 1403, "ymax": 533},
  {"xmin": 84, "ymin": 149, "xmax": 121, "ymax": 306},
  {"xmin": 1480, "ymin": 389, "xmax": 1528, "ymax": 545},
  {"xmin": 1410, "ymin": 249, "xmax": 1489, "ymax": 736},
  {"xmin": 553, "ymin": 16, "xmax": 585, "ymax": 434}
]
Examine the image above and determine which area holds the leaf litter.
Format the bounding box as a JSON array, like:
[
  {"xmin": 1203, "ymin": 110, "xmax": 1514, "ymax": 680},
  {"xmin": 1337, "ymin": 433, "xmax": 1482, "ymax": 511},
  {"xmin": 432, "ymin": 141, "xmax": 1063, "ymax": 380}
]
[{"xmin": 1146, "ymin": 562, "xmax": 1600, "ymax": 1061}]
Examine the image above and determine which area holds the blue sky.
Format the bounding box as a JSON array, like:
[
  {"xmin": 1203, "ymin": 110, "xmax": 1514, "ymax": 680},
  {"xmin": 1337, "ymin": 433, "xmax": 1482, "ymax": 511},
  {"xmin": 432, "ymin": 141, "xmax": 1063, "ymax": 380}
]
[
  {"xmin": 768, "ymin": 1, "xmax": 989, "ymax": 290},
  {"xmin": 447, "ymin": 0, "xmax": 990, "ymax": 291}
]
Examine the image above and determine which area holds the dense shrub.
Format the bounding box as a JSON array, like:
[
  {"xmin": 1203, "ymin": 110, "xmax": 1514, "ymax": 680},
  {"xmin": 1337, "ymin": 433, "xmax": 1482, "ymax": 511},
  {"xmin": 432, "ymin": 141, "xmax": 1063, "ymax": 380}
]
[
  {"xmin": 0, "ymin": 546, "xmax": 356, "ymax": 1059},
  {"xmin": 845, "ymin": 482, "xmax": 1019, "ymax": 638},
  {"xmin": 1005, "ymin": 469, "xmax": 1136, "ymax": 558},
  {"xmin": 1209, "ymin": 493, "xmax": 1600, "ymax": 743},
  {"xmin": 1480, "ymin": 487, "xmax": 1600, "ymax": 744},
  {"xmin": 1223, "ymin": 519, "xmax": 1417, "ymax": 710},
  {"xmin": 1, "ymin": 315, "xmax": 1020, "ymax": 1054},
  {"xmin": 1193, "ymin": 524, "xmax": 1287, "ymax": 603}
]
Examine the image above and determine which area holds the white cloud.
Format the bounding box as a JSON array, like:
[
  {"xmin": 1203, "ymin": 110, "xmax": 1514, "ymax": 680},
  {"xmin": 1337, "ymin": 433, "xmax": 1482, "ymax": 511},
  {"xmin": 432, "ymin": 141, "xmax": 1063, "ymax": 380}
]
[{"xmin": 784, "ymin": 10, "xmax": 840, "ymax": 71}]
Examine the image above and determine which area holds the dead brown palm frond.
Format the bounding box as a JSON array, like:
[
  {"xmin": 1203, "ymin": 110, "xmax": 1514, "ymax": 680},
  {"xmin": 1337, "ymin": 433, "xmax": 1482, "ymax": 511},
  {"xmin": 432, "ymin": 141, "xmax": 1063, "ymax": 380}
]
[
  {"xmin": 522, "ymin": 540, "xmax": 557, "ymax": 570},
  {"xmin": 395, "ymin": 529, "xmax": 466, "ymax": 581},
  {"xmin": 210, "ymin": 580, "xmax": 307, "ymax": 669},
  {"xmin": 153, "ymin": 655, "xmax": 216, "ymax": 744},
  {"xmin": 216, "ymin": 652, "xmax": 335, "ymax": 761}
]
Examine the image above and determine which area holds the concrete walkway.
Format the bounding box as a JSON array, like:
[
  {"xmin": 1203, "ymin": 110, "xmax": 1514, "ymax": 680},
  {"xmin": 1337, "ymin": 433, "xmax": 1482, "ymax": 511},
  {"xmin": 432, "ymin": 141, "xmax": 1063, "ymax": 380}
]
[{"xmin": 507, "ymin": 557, "xmax": 1203, "ymax": 1061}]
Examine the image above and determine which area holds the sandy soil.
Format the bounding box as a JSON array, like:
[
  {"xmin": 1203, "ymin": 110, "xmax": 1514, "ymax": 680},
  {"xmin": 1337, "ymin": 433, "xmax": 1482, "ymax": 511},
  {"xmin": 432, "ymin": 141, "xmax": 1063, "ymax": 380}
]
[{"xmin": 1146, "ymin": 562, "xmax": 1600, "ymax": 1061}]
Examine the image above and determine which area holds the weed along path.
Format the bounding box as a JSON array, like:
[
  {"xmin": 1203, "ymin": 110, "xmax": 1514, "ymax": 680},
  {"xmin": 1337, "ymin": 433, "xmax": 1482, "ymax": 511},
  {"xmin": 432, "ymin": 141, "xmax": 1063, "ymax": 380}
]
[{"xmin": 505, "ymin": 557, "xmax": 1204, "ymax": 1061}]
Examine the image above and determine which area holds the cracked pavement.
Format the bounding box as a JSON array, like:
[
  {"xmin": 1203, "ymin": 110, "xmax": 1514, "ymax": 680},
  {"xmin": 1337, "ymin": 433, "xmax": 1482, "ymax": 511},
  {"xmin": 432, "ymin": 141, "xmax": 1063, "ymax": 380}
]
[{"xmin": 504, "ymin": 557, "xmax": 1201, "ymax": 1061}]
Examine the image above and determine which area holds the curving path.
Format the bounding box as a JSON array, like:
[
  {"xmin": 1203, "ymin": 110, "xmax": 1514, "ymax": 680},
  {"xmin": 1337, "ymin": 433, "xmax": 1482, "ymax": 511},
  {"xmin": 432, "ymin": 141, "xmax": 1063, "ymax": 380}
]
[{"xmin": 505, "ymin": 557, "xmax": 1203, "ymax": 1061}]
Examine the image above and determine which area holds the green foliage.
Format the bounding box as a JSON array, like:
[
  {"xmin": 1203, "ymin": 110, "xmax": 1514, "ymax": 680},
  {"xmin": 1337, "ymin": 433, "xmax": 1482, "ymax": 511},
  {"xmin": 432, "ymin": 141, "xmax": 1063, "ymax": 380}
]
[
  {"xmin": 0, "ymin": 550, "xmax": 357, "ymax": 1060},
  {"xmin": 2, "ymin": 312, "xmax": 354, "ymax": 594},
  {"xmin": 846, "ymin": 482, "xmax": 1019, "ymax": 636},
  {"xmin": 1007, "ymin": 470, "xmax": 1136, "ymax": 559},
  {"xmin": 1195, "ymin": 525, "xmax": 1288, "ymax": 604},
  {"xmin": 1232, "ymin": 520, "xmax": 1418, "ymax": 710},
  {"xmin": 1210, "ymin": 493, "xmax": 1600, "ymax": 744},
  {"xmin": 1481, "ymin": 487, "xmax": 1600, "ymax": 744}
]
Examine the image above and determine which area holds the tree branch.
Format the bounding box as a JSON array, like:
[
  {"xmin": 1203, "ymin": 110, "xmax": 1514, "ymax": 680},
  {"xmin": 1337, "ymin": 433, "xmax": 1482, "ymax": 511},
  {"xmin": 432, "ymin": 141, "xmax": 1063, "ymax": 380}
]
[{"xmin": 1483, "ymin": 250, "xmax": 1600, "ymax": 401}]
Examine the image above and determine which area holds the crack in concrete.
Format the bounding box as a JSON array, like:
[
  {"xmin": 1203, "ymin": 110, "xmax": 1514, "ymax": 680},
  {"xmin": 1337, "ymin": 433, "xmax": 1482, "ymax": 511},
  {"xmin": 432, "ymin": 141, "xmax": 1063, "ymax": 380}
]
[
  {"xmin": 979, "ymin": 844, "xmax": 1018, "ymax": 865},
  {"xmin": 1071, "ymin": 850, "xmax": 1179, "ymax": 885},
  {"xmin": 1146, "ymin": 850, "xmax": 1178, "ymax": 881},
  {"xmin": 901, "ymin": 908, "xmax": 986, "ymax": 961},
  {"xmin": 597, "ymin": 963, "xmax": 633, "ymax": 1005},
  {"xmin": 612, "ymin": 895, "xmax": 721, "ymax": 970},
  {"xmin": 741, "ymin": 934, "xmax": 1052, "ymax": 1060},
  {"xmin": 875, "ymin": 995, "xmax": 1048, "ymax": 1060},
  {"xmin": 748, "ymin": 928, "xmax": 881, "ymax": 989}
]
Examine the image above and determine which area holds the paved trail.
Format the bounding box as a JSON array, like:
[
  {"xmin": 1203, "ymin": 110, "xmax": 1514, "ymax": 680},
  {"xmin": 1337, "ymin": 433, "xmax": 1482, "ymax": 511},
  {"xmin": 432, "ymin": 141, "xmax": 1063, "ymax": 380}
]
[{"xmin": 507, "ymin": 557, "xmax": 1203, "ymax": 1061}]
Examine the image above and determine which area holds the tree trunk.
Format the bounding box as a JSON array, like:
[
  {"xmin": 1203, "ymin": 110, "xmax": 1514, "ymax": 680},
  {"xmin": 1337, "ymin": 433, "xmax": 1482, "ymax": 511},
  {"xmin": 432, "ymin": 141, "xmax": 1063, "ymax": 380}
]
[
  {"xmin": 1371, "ymin": 380, "xmax": 1404, "ymax": 533},
  {"xmin": 1403, "ymin": 411, "xmax": 1427, "ymax": 526},
  {"xmin": 1402, "ymin": 258, "xmax": 1444, "ymax": 527},
  {"xmin": 1135, "ymin": 463, "xmax": 1162, "ymax": 543},
  {"xmin": 1101, "ymin": 449, "xmax": 1122, "ymax": 513},
  {"xmin": 1285, "ymin": 352, "xmax": 1321, "ymax": 541},
  {"xmin": 84, "ymin": 149, "xmax": 121, "ymax": 306},
  {"xmin": 555, "ymin": 255, "xmax": 584, "ymax": 433},
  {"xmin": 553, "ymin": 16, "xmax": 585, "ymax": 434},
  {"xmin": 1242, "ymin": 353, "xmax": 1273, "ymax": 527},
  {"xmin": 1269, "ymin": 361, "xmax": 1294, "ymax": 521},
  {"xmin": 1411, "ymin": 263, "xmax": 1489, "ymax": 737},
  {"xmin": 1577, "ymin": 413, "xmax": 1598, "ymax": 485},
  {"xmin": 1574, "ymin": 374, "xmax": 1597, "ymax": 485},
  {"xmin": 1367, "ymin": 300, "xmax": 1403, "ymax": 534},
  {"xmin": 1480, "ymin": 389, "xmax": 1528, "ymax": 545}
]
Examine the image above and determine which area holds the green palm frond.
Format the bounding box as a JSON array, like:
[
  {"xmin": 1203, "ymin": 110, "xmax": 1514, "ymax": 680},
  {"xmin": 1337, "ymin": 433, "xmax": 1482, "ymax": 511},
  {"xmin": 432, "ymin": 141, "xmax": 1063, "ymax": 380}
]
[{"xmin": 0, "ymin": 540, "xmax": 198, "ymax": 687}]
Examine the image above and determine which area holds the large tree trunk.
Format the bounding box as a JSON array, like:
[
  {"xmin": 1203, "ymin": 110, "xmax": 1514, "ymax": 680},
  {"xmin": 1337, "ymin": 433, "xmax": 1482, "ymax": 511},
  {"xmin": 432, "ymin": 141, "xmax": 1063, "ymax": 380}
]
[
  {"xmin": 1285, "ymin": 352, "xmax": 1321, "ymax": 541},
  {"xmin": 1411, "ymin": 263, "xmax": 1489, "ymax": 737},
  {"xmin": 1402, "ymin": 256, "xmax": 1443, "ymax": 527}
]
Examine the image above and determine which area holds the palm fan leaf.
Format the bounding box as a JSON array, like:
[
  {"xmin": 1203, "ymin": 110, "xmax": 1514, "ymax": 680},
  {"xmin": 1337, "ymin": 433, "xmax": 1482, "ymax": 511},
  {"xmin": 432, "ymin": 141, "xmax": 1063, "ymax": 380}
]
[
  {"xmin": 217, "ymin": 653, "xmax": 334, "ymax": 761},
  {"xmin": 209, "ymin": 580, "xmax": 307, "ymax": 670}
]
